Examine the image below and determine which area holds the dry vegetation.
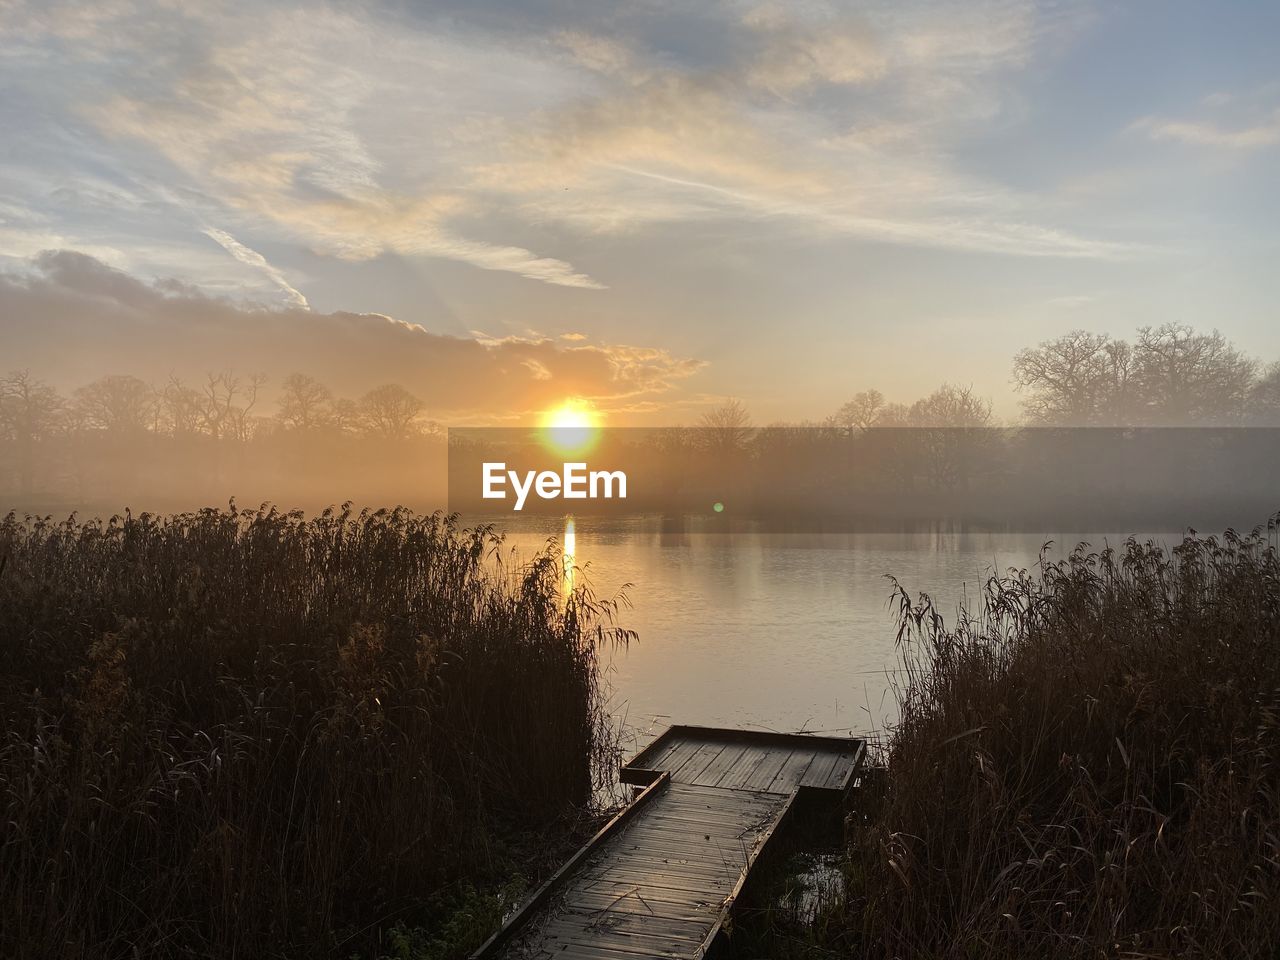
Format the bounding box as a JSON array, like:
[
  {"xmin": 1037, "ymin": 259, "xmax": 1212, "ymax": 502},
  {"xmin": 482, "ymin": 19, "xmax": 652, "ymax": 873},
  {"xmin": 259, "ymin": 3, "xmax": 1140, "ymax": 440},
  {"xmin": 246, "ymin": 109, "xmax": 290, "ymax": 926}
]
[
  {"xmin": 0, "ymin": 505, "xmax": 629, "ymax": 960},
  {"xmin": 815, "ymin": 522, "xmax": 1280, "ymax": 959}
]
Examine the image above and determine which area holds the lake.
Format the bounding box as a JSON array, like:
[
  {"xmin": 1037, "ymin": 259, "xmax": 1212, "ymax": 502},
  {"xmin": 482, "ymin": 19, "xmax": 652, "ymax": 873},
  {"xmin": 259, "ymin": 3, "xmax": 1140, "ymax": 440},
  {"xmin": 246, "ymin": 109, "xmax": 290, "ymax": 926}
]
[{"xmin": 496, "ymin": 517, "xmax": 1161, "ymax": 747}]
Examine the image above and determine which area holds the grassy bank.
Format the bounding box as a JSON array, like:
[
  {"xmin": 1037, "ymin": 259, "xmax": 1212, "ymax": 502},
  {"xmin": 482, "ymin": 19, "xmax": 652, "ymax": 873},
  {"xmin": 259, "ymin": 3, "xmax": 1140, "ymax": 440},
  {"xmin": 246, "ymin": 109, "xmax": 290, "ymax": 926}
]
[
  {"xmin": 0, "ymin": 505, "xmax": 629, "ymax": 960},
  {"xmin": 759, "ymin": 522, "xmax": 1280, "ymax": 959}
]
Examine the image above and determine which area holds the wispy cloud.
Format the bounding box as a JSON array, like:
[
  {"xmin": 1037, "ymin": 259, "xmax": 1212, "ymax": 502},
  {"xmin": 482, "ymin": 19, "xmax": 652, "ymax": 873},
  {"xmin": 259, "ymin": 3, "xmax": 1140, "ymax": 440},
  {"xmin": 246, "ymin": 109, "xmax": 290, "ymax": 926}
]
[
  {"xmin": 1134, "ymin": 110, "xmax": 1280, "ymax": 150},
  {"xmin": 465, "ymin": 0, "xmax": 1133, "ymax": 258},
  {"xmin": 0, "ymin": 251, "xmax": 698, "ymax": 416},
  {"xmin": 0, "ymin": 0, "xmax": 1136, "ymax": 291},
  {"xmin": 202, "ymin": 227, "xmax": 309, "ymax": 308}
]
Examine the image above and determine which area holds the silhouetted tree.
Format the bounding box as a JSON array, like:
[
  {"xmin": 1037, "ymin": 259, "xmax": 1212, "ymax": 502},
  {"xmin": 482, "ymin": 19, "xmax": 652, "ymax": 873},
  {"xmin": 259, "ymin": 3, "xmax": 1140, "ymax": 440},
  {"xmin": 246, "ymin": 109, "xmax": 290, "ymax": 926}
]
[
  {"xmin": 909, "ymin": 384, "xmax": 992, "ymax": 428},
  {"xmin": 907, "ymin": 384, "xmax": 994, "ymax": 491},
  {"xmin": 1015, "ymin": 325, "xmax": 1255, "ymax": 425},
  {"xmin": 831, "ymin": 389, "xmax": 885, "ymax": 434},
  {"xmin": 331, "ymin": 397, "xmax": 362, "ymax": 435},
  {"xmin": 1131, "ymin": 324, "xmax": 1255, "ymax": 424},
  {"xmin": 874, "ymin": 402, "xmax": 913, "ymax": 427},
  {"xmin": 161, "ymin": 378, "xmax": 205, "ymax": 436},
  {"xmin": 1013, "ymin": 330, "xmax": 1117, "ymax": 424},
  {"xmin": 1095, "ymin": 338, "xmax": 1138, "ymax": 424},
  {"xmin": 1248, "ymin": 362, "xmax": 1280, "ymax": 424},
  {"xmin": 697, "ymin": 399, "xmax": 753, "ymax": 456},
  {"xmin": 277, "ymin": 374, "xmax": 332, "ymax": 432},
  {"xmin": 0, "ymin": 371, "xmax": 63, "ymax": 495},
  {"xmin": 359, "ymin": 384, "xmax": 425, "ymax": 441},
  {"xmin": 73, "ymin": 375, "xmax": 156, "ymax": 434},
  {"xmin": 204, "ymin": 372, "xmax": 265, "ymax": 441}
]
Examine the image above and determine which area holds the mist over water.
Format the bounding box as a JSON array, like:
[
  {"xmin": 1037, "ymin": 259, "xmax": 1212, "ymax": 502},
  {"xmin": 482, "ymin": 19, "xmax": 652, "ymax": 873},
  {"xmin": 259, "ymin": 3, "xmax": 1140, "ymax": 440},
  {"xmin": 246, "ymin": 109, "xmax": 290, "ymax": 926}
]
[{"xmin": 492, "ymin": 517, "xmax": 1163, "ymax": 745}]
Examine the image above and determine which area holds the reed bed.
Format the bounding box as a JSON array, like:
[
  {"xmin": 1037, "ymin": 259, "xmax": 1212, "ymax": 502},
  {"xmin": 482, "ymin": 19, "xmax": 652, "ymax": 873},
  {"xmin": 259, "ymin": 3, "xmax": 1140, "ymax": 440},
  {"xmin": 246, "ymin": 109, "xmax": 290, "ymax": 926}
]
[
  {"xmin": 821, "ymin": 521, "xmax": 1280, "ymax": 959},
  {"xmin": 0, "ymin": 504, "xmax": 629, "ymax": 960}
]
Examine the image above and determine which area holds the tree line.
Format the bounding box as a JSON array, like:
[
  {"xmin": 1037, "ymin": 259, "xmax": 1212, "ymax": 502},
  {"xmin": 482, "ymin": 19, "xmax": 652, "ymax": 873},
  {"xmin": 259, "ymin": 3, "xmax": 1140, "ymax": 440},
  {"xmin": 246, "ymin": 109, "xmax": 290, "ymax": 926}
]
[
  {"xmin": 0, "ymin": 371, "xmax": 441, "ymax": 508},
  {"xmin": 3, "ymin": 321, "xmax": 1279, "ymax": 511},
  {"xmin": 829, "ymin": 323, "xmax": 1280, "ymax": 429},
  {"xmin": 0, "ymin": 371, "xmax": 437, "ymax": 449}
]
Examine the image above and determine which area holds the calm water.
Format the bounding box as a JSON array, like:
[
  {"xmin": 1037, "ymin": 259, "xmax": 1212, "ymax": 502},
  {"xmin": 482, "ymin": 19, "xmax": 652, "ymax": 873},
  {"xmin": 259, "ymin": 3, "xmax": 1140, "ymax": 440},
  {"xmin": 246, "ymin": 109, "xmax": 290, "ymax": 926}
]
[{"xmin": 495, "ymin": 518, "xmax": 1157, "ymax": 745}]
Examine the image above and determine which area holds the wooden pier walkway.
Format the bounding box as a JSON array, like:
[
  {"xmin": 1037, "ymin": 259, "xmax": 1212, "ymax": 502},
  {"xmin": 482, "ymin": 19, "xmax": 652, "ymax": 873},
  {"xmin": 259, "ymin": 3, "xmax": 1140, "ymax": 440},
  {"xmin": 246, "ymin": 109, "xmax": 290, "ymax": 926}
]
[{"xmin": 472, "ymin": 725, "xmax": 865, "ymax": 960}]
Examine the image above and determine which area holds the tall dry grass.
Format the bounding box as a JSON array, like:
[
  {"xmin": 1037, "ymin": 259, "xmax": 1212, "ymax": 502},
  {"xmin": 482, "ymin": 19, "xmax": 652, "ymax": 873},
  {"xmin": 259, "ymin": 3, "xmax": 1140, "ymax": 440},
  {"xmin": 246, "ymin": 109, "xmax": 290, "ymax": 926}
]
[
  {"xmin": 836, "ymin": 521, "xmax": 1280, "ymax": 959},
  {"xmin": 0, "ymin": 504, "xmax": 629, "ymax": 960}
]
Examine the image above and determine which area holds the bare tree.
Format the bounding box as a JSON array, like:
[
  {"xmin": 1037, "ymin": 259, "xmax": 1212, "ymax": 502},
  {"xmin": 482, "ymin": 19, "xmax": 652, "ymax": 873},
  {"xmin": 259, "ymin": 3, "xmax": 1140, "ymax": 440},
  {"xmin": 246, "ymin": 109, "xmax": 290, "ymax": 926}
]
[
  {"xmin": 873, "ymin": 402, "xmax": 913, "ymax": 427},
  {"xmin": 1132, "ymin": 324, "xmax": 1256, "ymax": 424},
  {"xmin": 73, "ymin": 375, "xmax": 156, "ymax": 434},
  {"xmin": 359, "ymin": 384, "xmax": 425, "ymax": 441},
  {"xmin": 1013, "ymin": 330, "xmax": 1115, "ymax": 425},
  {"xmin": 909, "ymin": 384, "xmax": 992, "ymax": 427},
  {"xmin": 905, "ymin": 384, "xmax": 994, "ymax": 491},
  {"xmin": 330, "ymin": 397, "xmax": 362, "ymax": 435},
  {"xmin": 160, "ymin": 377, "xmax": 205, "ymax": 436},
  {"xmin": 0, "ymin": 371, "xmax": 64, "ymax": 494},
  {"xmin": 1097, "ymin": 338, "xmax": 1137, "ymax": 424},
  {"xmin": 831, "ymin": 389, "xmax": 885, "ymax": 435},
  {"xmin": 697, "ymin": 399, "xmax": 753, "ymax": 455},
  {"xmin": 203, "ymin": 372, "xmax": 265, "ymax": 441},
  {"xmin": 1248, "ymin": 362, "xmax": 1280, "ymax": 424},
  {"xmin": 277, "ymin": 373, "xmax": 333, "ymax": 432}
]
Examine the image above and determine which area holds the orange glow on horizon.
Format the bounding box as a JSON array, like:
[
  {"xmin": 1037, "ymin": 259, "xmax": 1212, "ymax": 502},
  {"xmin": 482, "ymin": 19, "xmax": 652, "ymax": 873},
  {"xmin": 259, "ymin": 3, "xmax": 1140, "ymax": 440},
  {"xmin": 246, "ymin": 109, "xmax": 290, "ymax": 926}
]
[{"xmin": 539, "ymin": 399, "xmax": 601, "ymax": 456}]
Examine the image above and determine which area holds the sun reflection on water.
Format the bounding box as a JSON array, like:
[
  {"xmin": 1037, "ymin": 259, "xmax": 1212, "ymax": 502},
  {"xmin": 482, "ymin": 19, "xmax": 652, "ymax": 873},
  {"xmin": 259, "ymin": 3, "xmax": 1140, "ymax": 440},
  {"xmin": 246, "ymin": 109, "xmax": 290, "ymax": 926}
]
[{"xmin": 562, "ymin": 515, "xmax": 576, "ymax": 602}]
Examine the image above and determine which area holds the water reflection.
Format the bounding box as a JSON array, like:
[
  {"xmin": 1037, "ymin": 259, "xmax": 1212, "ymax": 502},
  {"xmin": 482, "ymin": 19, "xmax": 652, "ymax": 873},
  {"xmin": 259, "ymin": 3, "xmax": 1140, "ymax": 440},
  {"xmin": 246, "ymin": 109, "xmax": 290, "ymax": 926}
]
[
  {"xmin": 561, "ymin": 515, "xmax": 576, "ymax": 601},
  {"xmin": 479, "ymin": 514, "xmax": 1158, "ymax": 740}
]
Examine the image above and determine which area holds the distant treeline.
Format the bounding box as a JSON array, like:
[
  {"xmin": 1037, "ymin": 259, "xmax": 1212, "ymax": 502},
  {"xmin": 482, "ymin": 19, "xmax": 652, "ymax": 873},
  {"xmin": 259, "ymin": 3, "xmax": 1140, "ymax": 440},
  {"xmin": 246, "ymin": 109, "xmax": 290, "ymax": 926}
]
[
  {"xmin": 829, "ymin": 323, "xmax": 1280, "ymax": 430},
  {"xmin": 3, "ymin": 322, "xmax": 1280, "ymax": 514},
  {"xmin": 0, "ymin": 371, "xmax": 445, "ymax": 510},
  {"xmin": 449, "ymin": 423, "xmax": 1280, "ymax": 532}
]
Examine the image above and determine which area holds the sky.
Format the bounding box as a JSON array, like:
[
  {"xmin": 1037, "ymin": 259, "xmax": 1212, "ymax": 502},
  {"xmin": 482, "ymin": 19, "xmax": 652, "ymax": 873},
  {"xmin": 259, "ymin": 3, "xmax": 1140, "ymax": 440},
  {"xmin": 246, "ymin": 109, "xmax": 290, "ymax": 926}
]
[{"xmin": 1, "ymin": 0, "xmax": 1278, "ymax": 424}]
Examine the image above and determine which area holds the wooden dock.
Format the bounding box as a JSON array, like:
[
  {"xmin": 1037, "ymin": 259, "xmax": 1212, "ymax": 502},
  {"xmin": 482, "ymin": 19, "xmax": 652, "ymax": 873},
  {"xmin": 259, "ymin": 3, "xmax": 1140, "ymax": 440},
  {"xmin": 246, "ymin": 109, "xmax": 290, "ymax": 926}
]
[{"xmin": 472, "ymin": 725, "xmax": 865, "ymax": 960}]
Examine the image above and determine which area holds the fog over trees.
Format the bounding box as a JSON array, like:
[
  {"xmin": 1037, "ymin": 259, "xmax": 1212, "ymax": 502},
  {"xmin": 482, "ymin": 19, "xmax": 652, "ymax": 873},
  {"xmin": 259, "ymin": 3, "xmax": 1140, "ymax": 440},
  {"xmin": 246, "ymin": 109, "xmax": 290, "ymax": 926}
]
[
  {"xmin": 0, "ymin": 370, "xmax": 440, "ymax": 510},
  {"xmin": 1009, "ymin": 324, "xmax": 1268, "ymax": 426},
  {"xmin": 3, "ymin": 322, "xmax": 1280, "ymax": 515}
]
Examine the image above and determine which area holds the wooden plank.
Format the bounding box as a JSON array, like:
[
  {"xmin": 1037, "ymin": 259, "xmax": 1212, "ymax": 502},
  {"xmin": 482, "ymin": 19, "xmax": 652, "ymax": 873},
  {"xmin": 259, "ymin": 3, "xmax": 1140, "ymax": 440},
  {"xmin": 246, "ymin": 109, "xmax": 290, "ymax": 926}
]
[
  {"xmin": 690, "ymin": 743, "xmax": 748, "ymax": 787},
  {"xmin": 723, "ymin": 745, "xmax": 785, "ymax": 790},
  {"xmin": 658, "ymin": 739, "xmax": 706, "ymax": 774},
  {"xmin": 608, "ymin": 834, "xmax": 759, "ymax": 857},
  {"xmin": 713, "ymin": 744, "xmax": 762, "ymax": 788},
  {"xmin": 470, "ymin": 772, "xmax": 673, "ymax": 959},
  {"xmin": 823, "ymin": 752, "xmax": 858, "ymax": 791},
  {"xmin": 766, "ymin": 749, "xmax": 819, "ymax": 793},
  {"xmin": 526, "ymin": 942, "xmax": 688, "ymax": 960},
  {"xmin": 539, "ymin": 913, "xmax": 709, "ymax": 945},
  {"xmin": 672, "ymin": 740, "xmax": 727, "ymax": 782},
  {"xmin": 481, "ymin": 726, "xmax": 864, "ymax": 960},
  {"xmin": 575, "ymin": 880, "xmax": 726, "ymax": 906},
  {"xmin": 744, "ymin": 747, "xmax": 794, "ymax": 792},
  {"xmin": 799, "ymin": 750, "xmax": 842, "ymax": 789},
  {"xmin": 588, "ymin": 858, "xmax": 744, "ymax": 884},
  {"xmin": 669, "ymin": 741, "xmax": 721, "ymax": 778},
  {"xmin": 568, "ymin": 890, "xmax": 721, "ymax": 917}
]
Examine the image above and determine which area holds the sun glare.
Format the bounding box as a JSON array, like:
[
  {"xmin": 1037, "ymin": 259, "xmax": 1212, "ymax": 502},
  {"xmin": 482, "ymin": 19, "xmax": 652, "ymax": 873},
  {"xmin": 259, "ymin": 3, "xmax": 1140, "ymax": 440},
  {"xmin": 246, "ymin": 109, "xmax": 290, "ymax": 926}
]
[{"xmin": 540, "ymin": 400, "xmax": 601, "ymax": 456}]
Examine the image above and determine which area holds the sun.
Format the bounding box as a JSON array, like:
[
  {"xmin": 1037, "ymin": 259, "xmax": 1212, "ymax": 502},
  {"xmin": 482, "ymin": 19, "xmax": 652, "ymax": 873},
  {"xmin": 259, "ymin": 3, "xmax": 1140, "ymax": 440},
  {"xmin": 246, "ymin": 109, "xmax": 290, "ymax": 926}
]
[{"xmin": 540, "ymin": 400, "xmax": 601, "ymax": 456}]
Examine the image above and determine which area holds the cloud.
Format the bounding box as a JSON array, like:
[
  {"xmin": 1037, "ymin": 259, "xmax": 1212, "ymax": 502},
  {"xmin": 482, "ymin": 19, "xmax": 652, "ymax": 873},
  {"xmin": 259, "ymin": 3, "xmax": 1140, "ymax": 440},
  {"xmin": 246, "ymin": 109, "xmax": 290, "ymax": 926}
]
[
  {"xmin": 0, "ymin": 0, "xmax": 1135, "ymax": 289},
  {"xmin": 738, "ymin": 9, "xmax": 885, "ymax": 94},
  {"xmin": 0, "ymin": 251, "xmax": 701, "ymax": 417},
  {"xmin": 202, "ymin": 227, "xmax": 309, "ymax": 308},
  {"xmin": 1134, "ymin": 110, "xmax": 1280, "ymax": 150},
  {"xmin": 462, "ymin": 1, "xmax": 1135, "ymax": 258},
  {"xmin": 15, "ymin": 2, "xmax": 607, "ymax": 289}
]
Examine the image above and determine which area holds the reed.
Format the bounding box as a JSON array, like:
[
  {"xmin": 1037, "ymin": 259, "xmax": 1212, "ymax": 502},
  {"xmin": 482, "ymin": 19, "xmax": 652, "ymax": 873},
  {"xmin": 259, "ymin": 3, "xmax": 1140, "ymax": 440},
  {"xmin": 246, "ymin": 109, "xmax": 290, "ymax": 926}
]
[
  {"xmin": 827, "ymin": 520, "xmax": 1280, "ymax": 959},
  {"xmin": 0, "ymin": 504, "xmax": 630, "ymax": 960}
]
